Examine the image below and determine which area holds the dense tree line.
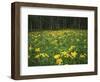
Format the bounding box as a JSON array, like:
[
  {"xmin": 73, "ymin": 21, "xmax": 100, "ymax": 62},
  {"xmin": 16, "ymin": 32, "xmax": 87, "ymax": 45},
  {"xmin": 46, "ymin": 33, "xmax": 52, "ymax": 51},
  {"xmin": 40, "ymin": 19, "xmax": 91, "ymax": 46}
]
[{"xmin": 28, "ymin": 15, "xmax": 87, "ymax": 32}]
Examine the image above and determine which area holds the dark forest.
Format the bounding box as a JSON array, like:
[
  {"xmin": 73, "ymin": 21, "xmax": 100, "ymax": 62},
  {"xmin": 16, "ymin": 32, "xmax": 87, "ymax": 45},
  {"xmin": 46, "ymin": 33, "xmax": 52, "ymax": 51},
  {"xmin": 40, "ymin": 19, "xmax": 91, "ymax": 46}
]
[{"xmin": 28, "ymin": 15, "xmax": 87, "ymax": 31}]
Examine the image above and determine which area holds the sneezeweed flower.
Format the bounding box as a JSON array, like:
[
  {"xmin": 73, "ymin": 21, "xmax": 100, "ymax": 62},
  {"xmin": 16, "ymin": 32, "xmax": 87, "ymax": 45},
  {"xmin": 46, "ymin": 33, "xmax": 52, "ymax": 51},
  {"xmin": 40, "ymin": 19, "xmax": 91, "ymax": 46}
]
[
  {"xmin": 68, "ymin": 46, "xmax": 75, "ymax": 51},
  {"xmin": 34, "ymin": 54, "xmax": 40, "ymax": 58},
  {"xmin": 40, "ymin": 53, "xmax": 49, "ymax": 58},
  {"xmin": 35, "ymin": 48, "xmax": 40, "ymax": 52},
  {"xmin": 40, "ymin": 53, "xmax": 45, "ymax": 58},
  {"xmin": 71, "ymin": 51, "xmax": 77, "ymax": 58},
  {"xmin": 56, "ymin": 58, "xmax": 63, "ymax": 65},
  {"xmin": 64, "ymin": 53, "xmax": 70, "ymax": 58},
  {"xmin": 80, "ymin": 54, "xmax": 85, "ymax": 58},
  {"xmin": 61, "ymin": 51, "xmax": 67, "ymax": 55},
  {"xmin": 45, "ymin": 53, "xmax": 49, "ymax": 58},
  {"xmin": 84, "ymin": 53, "xmax": 87, "ymax": 56},
  {"xmin": 54, "ymin": 54, "xmax": 61, "ymax": 59},
  {"xmin": 61, "ymin": 51, "xmax": 68, "ymax": 58}
]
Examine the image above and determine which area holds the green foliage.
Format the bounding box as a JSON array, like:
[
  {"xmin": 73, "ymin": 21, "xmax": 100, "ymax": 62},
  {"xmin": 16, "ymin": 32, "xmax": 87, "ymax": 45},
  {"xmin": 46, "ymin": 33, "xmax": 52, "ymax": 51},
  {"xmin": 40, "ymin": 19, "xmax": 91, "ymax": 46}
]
[{"xmin": 28, "ymin": 29, "xmax": 88, "ymax": 66}]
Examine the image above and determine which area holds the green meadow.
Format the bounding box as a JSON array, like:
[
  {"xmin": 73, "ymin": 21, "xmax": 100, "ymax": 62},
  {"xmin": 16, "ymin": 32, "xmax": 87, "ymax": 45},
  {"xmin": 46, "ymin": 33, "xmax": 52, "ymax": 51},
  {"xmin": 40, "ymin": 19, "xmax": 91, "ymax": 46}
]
[{"xmin": 28, "ymin": 29, "xmax": 88, "ymax": 66}]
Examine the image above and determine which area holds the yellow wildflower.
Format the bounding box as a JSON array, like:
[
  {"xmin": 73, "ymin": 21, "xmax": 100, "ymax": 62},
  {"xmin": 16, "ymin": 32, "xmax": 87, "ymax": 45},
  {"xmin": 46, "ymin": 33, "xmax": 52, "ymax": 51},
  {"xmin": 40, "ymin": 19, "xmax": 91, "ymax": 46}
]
[
  {"xmin": 61, "ymin": 51, "xmax": 67, "ymax": 56},
  {"xmin": 34, "ymin": 54, "xmax": 40, "ymax": 58},
  {"xmin": 61, "ymin": 51, "xmax": 69, "ymax": 58},
  {"xmin": 54, "ymin": 54, "xmax": 60, "ymax": 59},
  {"xmin": 45, "ymin": 53, "xmax": 49, "ymax": 58},
  {"xmin": 39, "ymin": 53, "xmax": 49, "ymax": 58},
  {"xmin": 56, "ymin": 58, "xmax": 63, "ymax": 65},
  {"xmin": 80, "ymin": 53, "xmax": 86, "ymax": 58},
  {"xmin": 71, "ymin": 51, "xmax": 77, "ymax": 58},
  {"xmin": 40, "ymin": 53, "xmax": 45, "ymax": 58},
  {"xmin": 84, "ymin": 53, "xmax": 87, "ymax": 56},
  {"xmin": 64, "ymin": 54, "xmax": 69, "ymax": 58},
  {"xmin": 35, "ymin": 48, "xmax": 40, "ymax": 52},
  {"xmin": 68, "ymin": 46, "xmax": 75, "ymax": 51}
]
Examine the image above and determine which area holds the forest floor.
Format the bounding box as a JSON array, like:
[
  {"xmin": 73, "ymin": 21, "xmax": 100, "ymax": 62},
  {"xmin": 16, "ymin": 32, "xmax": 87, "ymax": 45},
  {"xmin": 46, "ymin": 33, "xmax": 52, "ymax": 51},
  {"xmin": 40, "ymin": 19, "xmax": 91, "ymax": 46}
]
[{"xmin": 28, "ymin": 29, "xmax": 88, "ymax": 66}]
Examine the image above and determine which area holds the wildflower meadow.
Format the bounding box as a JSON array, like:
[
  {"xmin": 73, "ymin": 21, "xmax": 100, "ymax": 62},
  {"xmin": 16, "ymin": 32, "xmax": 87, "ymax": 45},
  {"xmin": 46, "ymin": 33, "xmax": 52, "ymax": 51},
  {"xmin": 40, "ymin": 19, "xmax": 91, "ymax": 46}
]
[
  {"xmin": 28, "ymin": 29, "xmax": 88, "ymax": 66},
  {"xmin": 28, "ymin": 15, "xmax": 88, "ymax": 66}
]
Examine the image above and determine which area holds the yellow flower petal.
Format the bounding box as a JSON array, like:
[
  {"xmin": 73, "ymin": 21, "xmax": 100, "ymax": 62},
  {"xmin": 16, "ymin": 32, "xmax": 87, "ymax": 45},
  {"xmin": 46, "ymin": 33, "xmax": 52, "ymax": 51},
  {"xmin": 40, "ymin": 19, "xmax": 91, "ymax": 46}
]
[
  {"xmin": 34, "ymin": 54, "xmax": 40, "ymax": 58},
  {"xmin": 56, "ymin": 58, "xmax": 63, "ymax": 65},
  {"xmin": 80, "ymin": 54, "xmax": 86, "ymax": 58},
  {"xmin": 68, "ymin": 46, "xmax": 75, "ymax": 51},
  {"xmin": 71, "ymin": 51, "xmax": 77, "ymax": 58},
  {"xmin": 35, "ymin": 48, "xmax": 40, "ymax": 52},
  {"xmin": 54, "ymin": 54, "xmax": 60, "ymax": 59},
  {"xmin": 61, "ymin": 51, "xmax": 67, "ymax": 56}
]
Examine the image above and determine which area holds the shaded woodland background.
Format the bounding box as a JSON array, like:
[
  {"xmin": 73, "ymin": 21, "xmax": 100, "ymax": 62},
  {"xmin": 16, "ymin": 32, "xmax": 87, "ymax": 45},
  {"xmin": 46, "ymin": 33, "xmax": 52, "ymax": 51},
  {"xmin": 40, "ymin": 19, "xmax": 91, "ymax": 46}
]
[{"xmin": 28, "ymin": 15, "xmax": 87, "ymax": 31}]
